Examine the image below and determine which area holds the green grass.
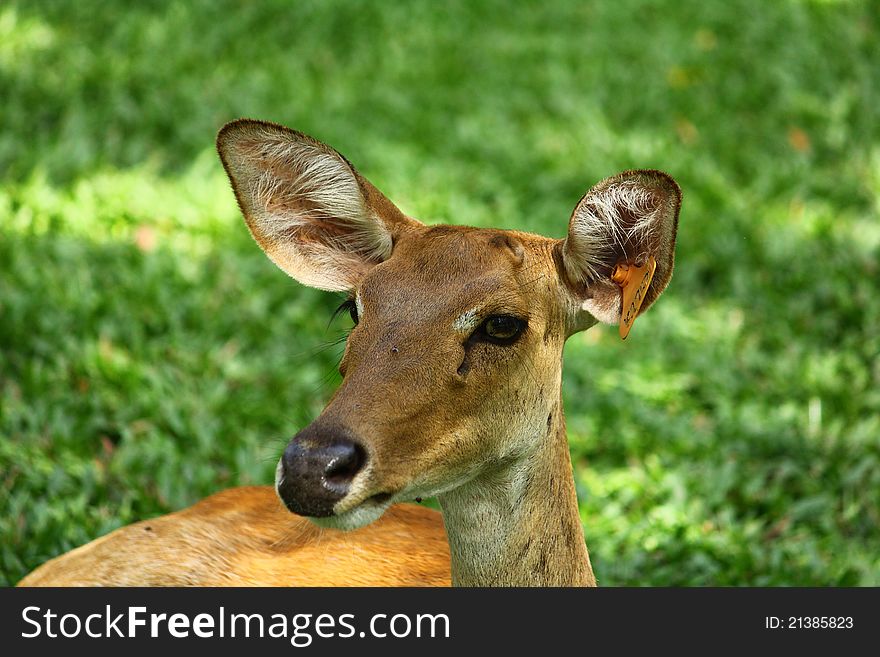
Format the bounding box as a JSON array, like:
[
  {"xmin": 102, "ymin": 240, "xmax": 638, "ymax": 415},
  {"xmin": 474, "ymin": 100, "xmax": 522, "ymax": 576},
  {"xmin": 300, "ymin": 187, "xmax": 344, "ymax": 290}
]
[{"xmin": 1, "ymin": 0, "xmax": 878, "ymax": 586}]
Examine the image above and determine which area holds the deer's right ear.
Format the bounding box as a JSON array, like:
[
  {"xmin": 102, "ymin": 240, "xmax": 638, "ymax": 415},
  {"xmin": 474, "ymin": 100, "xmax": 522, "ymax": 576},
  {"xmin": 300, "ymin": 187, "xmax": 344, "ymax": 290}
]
[
  {"xmin": 558, "ymin": 170, "xmax": 681, "ymax": 336},
  {"xmin": 217, "ymin": 119, "xmax": 421, "ymax": 291}
]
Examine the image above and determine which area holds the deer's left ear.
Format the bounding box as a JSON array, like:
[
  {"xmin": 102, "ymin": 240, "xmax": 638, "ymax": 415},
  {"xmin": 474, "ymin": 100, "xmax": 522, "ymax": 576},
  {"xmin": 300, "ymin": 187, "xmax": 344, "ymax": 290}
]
[{"xmin": 558, "ymin": 170, "xmax": 681, "ymax": 335}]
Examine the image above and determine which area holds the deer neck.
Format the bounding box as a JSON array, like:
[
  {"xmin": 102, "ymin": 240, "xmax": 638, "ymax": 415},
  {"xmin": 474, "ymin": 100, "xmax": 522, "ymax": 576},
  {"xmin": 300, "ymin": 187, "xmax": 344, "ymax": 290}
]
[{"xmin": 438, "ymin": 396, "xmax": 596, "ymax": 587}]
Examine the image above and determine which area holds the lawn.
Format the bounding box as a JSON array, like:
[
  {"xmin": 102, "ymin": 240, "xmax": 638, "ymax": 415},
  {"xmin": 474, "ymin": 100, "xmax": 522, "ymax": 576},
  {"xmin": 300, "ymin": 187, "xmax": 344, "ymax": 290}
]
[{"xmin": 1, "ymin": 0, "xmax": 878, "ymax": 586}]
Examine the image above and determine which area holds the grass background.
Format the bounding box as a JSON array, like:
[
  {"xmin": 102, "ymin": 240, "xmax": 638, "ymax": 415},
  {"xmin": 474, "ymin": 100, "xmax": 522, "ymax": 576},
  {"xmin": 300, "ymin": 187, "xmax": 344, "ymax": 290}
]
[{"xmin": 1, "ymin": 0, "xmax": 878, "ymax": 586}]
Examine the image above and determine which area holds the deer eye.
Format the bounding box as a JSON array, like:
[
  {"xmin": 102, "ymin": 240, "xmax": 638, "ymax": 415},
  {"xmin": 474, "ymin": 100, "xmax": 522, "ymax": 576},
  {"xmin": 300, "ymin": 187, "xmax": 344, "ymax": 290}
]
[
  {"xmin": 333, "ymin": 299, "xmax": 359, "ymax": 325},
  {"xmin": 480, "ymin": 315, "xmax": 525, "ymax": 344}
]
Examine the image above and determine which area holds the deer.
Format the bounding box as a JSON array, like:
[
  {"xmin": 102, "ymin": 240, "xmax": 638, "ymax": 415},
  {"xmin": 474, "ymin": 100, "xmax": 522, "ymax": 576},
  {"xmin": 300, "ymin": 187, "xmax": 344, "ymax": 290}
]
[{"xmin": 18, "ymin": 119, "xmax": 680, "ymax": 587}]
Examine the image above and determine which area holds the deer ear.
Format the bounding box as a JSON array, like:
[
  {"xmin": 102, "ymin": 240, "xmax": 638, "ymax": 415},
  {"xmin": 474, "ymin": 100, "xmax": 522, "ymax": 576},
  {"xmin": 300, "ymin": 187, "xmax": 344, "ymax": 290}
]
[
  {"xmin": 560, "ymin": 170, "xmax": 681, "ymax": 333},
  {"xmin": 217, "ymin": 119, "xmax": 421, "ymax": 291}
]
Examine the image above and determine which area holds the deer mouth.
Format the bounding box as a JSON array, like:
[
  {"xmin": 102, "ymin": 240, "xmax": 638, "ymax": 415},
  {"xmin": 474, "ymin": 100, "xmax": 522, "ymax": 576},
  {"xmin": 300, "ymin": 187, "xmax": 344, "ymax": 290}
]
[
  {"xmin": 311, "ymin": 491, "xmax": 396, "ymax": 530},
  {"xmin": 368, "ymin": 491, "xmax": 394, "ymax": 505}
]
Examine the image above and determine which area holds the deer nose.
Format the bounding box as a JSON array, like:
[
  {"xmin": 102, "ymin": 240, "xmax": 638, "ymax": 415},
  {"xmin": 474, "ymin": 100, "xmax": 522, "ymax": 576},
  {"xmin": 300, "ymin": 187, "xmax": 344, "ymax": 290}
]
[{"xmin": 276, "ymin": 425, "xmax": 366, "ymax": 517}]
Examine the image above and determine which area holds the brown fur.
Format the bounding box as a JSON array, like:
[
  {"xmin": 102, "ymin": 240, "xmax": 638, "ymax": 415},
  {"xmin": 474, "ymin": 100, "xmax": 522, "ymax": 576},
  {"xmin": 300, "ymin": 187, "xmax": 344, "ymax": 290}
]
[{"xmin": 19, "ymin": 488, "xmax": 450, "ymax": 586}]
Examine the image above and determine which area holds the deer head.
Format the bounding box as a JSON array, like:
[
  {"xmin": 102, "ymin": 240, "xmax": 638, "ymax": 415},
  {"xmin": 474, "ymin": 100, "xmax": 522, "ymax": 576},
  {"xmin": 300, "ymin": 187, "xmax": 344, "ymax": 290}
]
[{"xmin": 217, "ymin": 119, "xmax": 681, "ymax": 533}]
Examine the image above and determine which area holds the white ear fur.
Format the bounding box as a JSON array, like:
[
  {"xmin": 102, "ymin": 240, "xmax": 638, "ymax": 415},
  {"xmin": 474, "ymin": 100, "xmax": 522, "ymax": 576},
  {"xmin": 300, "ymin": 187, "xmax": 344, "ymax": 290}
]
[
  {"xmin": 217, "ymin": 119, "xmax": 413, "ymax": 291},
  {"xmin": 562, "ymin": 170, "xmax": 681, "ymax": 326}
]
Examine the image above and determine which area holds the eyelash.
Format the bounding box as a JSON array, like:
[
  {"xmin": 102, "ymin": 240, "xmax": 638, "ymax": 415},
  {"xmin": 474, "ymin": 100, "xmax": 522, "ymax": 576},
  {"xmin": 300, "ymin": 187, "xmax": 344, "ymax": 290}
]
[{"xmin": 332, "ymin": 298, "xmax": 359, "ymax": 325}]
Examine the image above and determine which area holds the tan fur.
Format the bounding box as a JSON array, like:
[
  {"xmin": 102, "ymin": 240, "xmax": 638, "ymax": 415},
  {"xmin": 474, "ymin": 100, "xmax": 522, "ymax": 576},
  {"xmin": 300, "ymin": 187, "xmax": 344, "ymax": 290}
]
[
  {"xmin": 19, "ymin": 488, "xmax": 450, "ymax": 586},
  {"xmin": 19, "ymin": 120, "xmax": 680, "ymax": 587}
]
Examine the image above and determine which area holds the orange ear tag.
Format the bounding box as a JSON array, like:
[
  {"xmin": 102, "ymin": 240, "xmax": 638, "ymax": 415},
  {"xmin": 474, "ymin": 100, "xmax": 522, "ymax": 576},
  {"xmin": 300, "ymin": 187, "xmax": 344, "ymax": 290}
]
[{"xmin": 611, "ymin": 256, "xmax": 657, "ymax": 340}]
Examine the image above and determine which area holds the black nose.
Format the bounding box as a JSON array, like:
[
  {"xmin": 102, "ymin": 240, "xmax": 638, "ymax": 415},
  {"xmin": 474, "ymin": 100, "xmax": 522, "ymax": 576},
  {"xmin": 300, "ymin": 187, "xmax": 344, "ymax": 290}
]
[{"xmin": 276, "ymin": 424, "xmax": 366, "ymax": 517}]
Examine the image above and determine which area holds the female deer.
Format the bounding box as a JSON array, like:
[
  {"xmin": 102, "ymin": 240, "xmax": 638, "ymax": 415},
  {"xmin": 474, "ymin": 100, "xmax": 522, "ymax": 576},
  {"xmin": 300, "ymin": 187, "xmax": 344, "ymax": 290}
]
[{"xmin": 20, "ymin": 119, "xmax": 680, "ymax": 587}]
